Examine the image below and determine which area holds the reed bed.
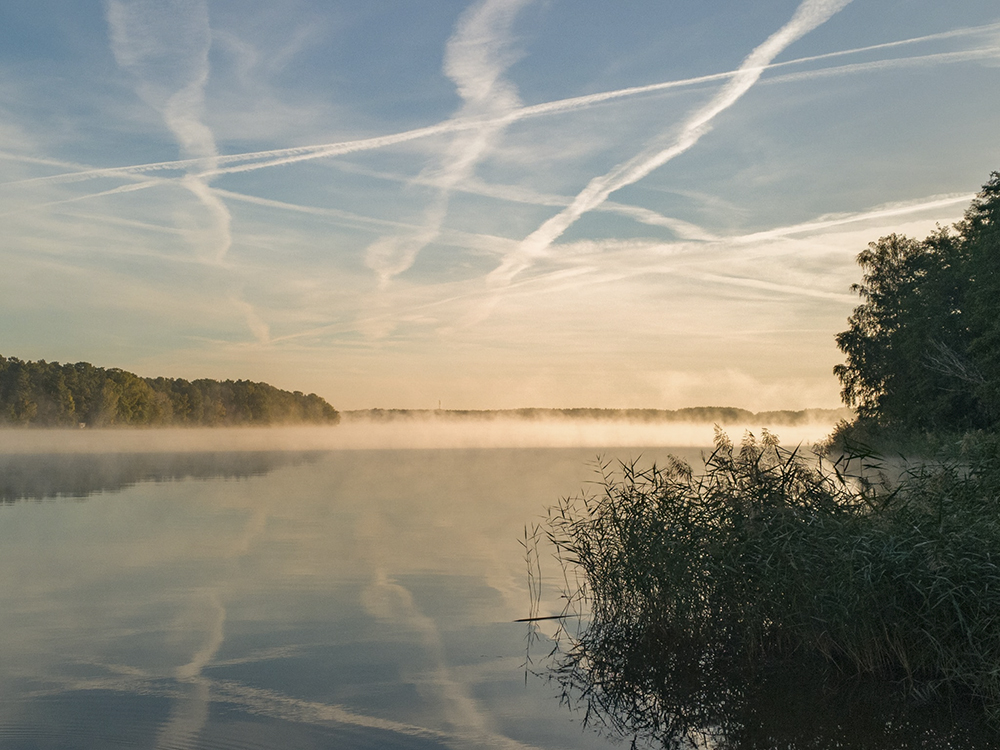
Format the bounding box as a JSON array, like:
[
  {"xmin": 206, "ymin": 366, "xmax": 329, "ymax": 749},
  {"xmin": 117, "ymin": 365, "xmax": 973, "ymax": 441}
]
[{"xmin": 539, "ymin": 430, "xmax": 1000, "ymax": 745}]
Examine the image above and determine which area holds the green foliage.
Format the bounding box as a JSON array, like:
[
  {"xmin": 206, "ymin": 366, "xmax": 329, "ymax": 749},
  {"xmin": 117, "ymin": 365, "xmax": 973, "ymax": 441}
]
[
  {"xmin": 834, "ymin": 171, "xmax": 1000, "ymax": 438},
  {"xmin": 539, "ymin": 432, "xmax": 1000, "ymax": 745},
  {"xmin": 0, "ymin": 354, "xmax": 339, "ymax": 427}
]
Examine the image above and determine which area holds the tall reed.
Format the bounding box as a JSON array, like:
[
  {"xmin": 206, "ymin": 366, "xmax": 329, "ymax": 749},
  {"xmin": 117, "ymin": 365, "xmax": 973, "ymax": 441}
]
[{"xmin": 540, "ymin": 430, "xmax": 1000, "ymax": 744}]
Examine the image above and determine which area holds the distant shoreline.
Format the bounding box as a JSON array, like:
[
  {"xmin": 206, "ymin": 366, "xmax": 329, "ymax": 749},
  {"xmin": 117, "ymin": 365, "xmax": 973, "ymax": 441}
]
[{"xmin": 342, "ymin": 407, "xmax": 851, "ymax": 425}]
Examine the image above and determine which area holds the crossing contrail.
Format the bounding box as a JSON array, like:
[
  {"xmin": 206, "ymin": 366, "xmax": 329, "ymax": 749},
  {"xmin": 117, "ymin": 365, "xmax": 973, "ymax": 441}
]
[
  {"xmin": 106, "ymin": 0, "xmax": 232, "ymax": 261},
  {"xmin": 363, "ymin": 0, "xmax": 532, "ymax": 286},
  {"xmin": 10, "ymin": 18, "xmax": 993, "ymax": 191},
  {"xmin": 487, "ymin": 0, "xmax": 856, "ymax": 285}
]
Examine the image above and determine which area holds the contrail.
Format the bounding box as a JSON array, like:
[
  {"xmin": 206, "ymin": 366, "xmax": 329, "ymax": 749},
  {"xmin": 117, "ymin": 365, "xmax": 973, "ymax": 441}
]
[
  {"xmin": 215, "ymin": 187, "xmax": 516, "ymax": 256},
  {"xmin": 732, "ymin": 193, "xmax": 975, "ymax": 243},
  {"xmin": 510, "ymin": 20, "xmax": 1000, "ymax": 122},
  {"xmin": 318, "ymin": 164, "xmax": 723, "ymax": 241},
  {"xmin": 106, "ymin": 0, "xmax": 232, "ymax": 262},
  {"xmin": 231, "ymin": 297, "xmax": 271, "ymax": 345},
  {"xmin": 12, "ymin": 19, "xmax": 991, "ymax": 189},
  {"xmin": 0, "ymin": 151, "xmax": 95, "ymax": 171},
  {"xmin": 0, "ymin": 179, "xmax": 164, "ymax": 217},
  {"xmin": 487, "ymin": 0, "xmax": 856, "ymax": 285},
  {"xmin": 602, "ymin": 203, "xmax": 719, "ymax": 241},
  {"xmin": 257, "ymin": 186, "xmax": 969, "ymax": 344},
  {"xmin": 364, "ymin": 0, "xmax": 532, "ymax": 286},
  {"xmin": 641, "ymin": 268, "xmax": 856, "ymax": 303},
  {"xmin": 767, "ymin": 46, "xmax": 1000, "ymax": 86}
]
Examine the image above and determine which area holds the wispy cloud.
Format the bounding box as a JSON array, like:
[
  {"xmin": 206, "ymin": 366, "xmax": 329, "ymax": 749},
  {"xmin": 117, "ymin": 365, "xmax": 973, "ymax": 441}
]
[
  {"xmin": 105, "ymin": 0, "xmax": 232, "ymax": 262},
  {"xmin": 214, "ymin": 187, "xmax": 517, "ymax": 256},
  {"xmin": 487, "ymin": 0, "xmax": 856, "ymax": 285},
  {"xmin": 363, "ymin": 0, "xmax": 533, "ymax": 286},
  {"xmin": 732, "ymin": 193, "xmax": 976, "ymax": 243},
  {"xmin": 231, "ymin": 296, "xmax": 271, "ymax": 344}
]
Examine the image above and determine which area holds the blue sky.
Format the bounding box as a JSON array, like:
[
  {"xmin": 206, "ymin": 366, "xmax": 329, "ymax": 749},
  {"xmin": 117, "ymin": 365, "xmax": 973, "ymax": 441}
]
[{"xmin": 1, "ymin": 0, "xmax": 998, "ymax": 410}]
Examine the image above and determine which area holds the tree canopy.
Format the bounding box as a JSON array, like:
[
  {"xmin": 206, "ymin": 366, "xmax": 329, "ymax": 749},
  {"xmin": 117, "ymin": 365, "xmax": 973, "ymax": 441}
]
[
  {"xmin": 0, "ymin": 356, "xmax": 339, "ymax": 427},
  {"xmin": 834, "ymin": 171, "xmax": 1000, "ymax": 436}
]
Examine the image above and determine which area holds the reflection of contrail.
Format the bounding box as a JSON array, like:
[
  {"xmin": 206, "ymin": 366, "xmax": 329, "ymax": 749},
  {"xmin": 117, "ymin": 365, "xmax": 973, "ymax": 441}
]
[
  {"xmin": 488, "ymin": 0, "xmax": 855, "ymax": 285},
  {"xmin": 152, "ymin": 506, "xmax": 266, "ymax": 750},
  {"xmin": 359, "ymin": 485, "xmax": 544, "ymax": 749},
  {"xmin": 154, "ymin": 591, "xmax": 225, "ymax": 750},
  {"xmin": 41, "ymin": 671, "xmax": 464, "ymax": 747},
  {"xmin": 361, "ymin": 570, "xmax": 544, "ymax": 750},
  {"xmin": 11, "ymin": 21, "xmax": 995, "ymax": 189}
]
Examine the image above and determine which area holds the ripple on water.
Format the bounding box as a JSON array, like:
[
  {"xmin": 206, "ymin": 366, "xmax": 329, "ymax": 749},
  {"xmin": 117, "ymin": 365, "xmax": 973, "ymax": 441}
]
[
  {"xmin": 3, "ymin": 688, "xmax": 456, "ymax": 750},
  {"xmin": 1, "ymin": 691, "xmax": 172, "ymax": 748}
]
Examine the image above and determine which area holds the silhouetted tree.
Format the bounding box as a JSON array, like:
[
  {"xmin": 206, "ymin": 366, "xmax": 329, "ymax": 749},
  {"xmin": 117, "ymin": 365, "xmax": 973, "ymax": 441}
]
[{"xmin": 835, "ymin": 171, "xmax": 1000, "ymax": 436}]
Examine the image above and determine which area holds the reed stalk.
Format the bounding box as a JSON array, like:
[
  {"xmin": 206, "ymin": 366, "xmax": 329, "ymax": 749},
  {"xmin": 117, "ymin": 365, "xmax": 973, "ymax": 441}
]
[{"xmin": 539, "ymin": 430, "xmax": 1000, "ymax": 745}]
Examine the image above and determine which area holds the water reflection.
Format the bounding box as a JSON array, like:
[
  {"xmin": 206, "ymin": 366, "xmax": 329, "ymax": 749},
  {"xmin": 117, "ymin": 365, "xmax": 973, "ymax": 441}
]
[
  {"xmin": 0, "ymin": 447, "xmax": 636, "ymax": 750},
  {"xmin": 7, "ymin": 444, "xmax": 984, "ymax": 749},
  {"xmin": 542, "ymin": 625, "xmax": 999, "ymax": 749},
  {"xmin": 0, "ymin": 451, "xmax": 323, "ymax": 502}
]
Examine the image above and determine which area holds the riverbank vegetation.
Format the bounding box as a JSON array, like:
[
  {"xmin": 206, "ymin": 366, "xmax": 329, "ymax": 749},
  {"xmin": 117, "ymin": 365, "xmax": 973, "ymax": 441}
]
[
  {"xmin": 532, "ymin": 172, "xmax": 1000, "ymax": 745},
  {"xmin": 0, "ymin": 355, "xmax": 339, "ymax": 427},
  {"xmin": 539, "ymin": 433, "xmax": 1000, "ymax": 746}
]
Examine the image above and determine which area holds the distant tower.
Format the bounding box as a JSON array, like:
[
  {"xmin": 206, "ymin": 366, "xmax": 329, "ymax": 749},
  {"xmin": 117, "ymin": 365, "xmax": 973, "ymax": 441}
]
[{"xmin": 438, "ymin": 400, "xmax": 442, "ymax": 410}]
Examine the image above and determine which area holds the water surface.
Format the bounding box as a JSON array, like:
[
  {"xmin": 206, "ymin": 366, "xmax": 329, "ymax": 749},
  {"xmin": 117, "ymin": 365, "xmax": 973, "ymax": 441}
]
[
  {"xmin": 1, "ymin": 446, "xmax": 688, "ymax": 750},
  {"xmin": 4, "ymin": 435, "xmax": 989, "ymax": 749}
]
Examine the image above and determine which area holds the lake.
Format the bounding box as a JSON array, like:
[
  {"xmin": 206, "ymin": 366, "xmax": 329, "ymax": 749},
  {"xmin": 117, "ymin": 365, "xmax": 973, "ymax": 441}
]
[
  {"xmin": 2, "ymin": 422, "xmax": 991, "ymax": 749},
  {"xmin": 0, "ymin": 426, "xmax": 714, "ymax": 750}
]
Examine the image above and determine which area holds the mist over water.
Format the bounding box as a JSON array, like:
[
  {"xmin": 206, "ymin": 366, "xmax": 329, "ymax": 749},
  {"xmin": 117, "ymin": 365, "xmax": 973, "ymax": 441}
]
[{"xmin": 0, "ymin": 416, "xmax": 840, "ymax": 454}]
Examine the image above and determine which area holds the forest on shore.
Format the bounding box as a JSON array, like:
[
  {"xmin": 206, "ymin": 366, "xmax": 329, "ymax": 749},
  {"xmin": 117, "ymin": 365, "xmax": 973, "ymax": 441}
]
[{"xmin": 0, "ymin": 356, "xmax": 339, "ymax": 427}]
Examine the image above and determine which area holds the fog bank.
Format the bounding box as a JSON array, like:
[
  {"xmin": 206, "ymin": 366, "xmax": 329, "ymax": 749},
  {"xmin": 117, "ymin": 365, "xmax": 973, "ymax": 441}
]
[{"xmin": 0, "ymin": 416, "xmax": 841, "ymax": 454}]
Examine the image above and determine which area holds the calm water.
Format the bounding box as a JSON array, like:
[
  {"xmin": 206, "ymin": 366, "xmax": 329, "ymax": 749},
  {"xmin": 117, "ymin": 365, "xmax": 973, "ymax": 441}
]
[
  {"xmin": 2, "ymin": 443, "xmax": 995, "ymax": 750},
  {"xmin": 0, "ymin": 446, "xmax": 700, "ymax": 750}
]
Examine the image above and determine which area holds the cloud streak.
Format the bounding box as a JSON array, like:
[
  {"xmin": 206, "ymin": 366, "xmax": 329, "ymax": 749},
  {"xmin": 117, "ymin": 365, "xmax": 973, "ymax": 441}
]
[
  {"xmin": 732, "ymin": 193, "xmax": 976, "ymax": 243},
  {"xmin": 105, "ymin": 0, "xmax": 232, "ymax": 262},
  {"xmin": 363, "ymin": 0, "xmax": 532, "ymax": 286},
  {"xmin": 487, "ymin": 0, "xmax": 856, "ymax": 284},
  {"xmin": 12, "ymin": 19, "xmax": 992, "ymax": 192}
]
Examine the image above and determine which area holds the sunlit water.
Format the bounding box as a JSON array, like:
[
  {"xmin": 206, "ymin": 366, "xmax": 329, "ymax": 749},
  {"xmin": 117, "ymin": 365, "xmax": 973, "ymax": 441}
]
[{"xmin": 0, "ymin": 441, "xmax": 716, "ymax": 750}]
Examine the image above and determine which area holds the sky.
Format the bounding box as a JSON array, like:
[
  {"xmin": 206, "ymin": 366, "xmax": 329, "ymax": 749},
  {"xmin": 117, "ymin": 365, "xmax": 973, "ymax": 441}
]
[{"xmin": 1, "ymin": 0, "xmax": 998, "ymax": 411}]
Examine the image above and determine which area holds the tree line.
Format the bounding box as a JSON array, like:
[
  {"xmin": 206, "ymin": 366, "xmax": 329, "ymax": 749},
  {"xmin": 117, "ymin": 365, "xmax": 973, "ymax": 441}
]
[
  {"xmin": 347, "ymin": 406, "xmax": 848, "ymax": 424},
  {"xmin": 834, "ymin": 171, "xmax": 1000, "ymax": 441},
  {"xmin": 0, "ymin": 356, "xmax": 339, "ymax": 427}
]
